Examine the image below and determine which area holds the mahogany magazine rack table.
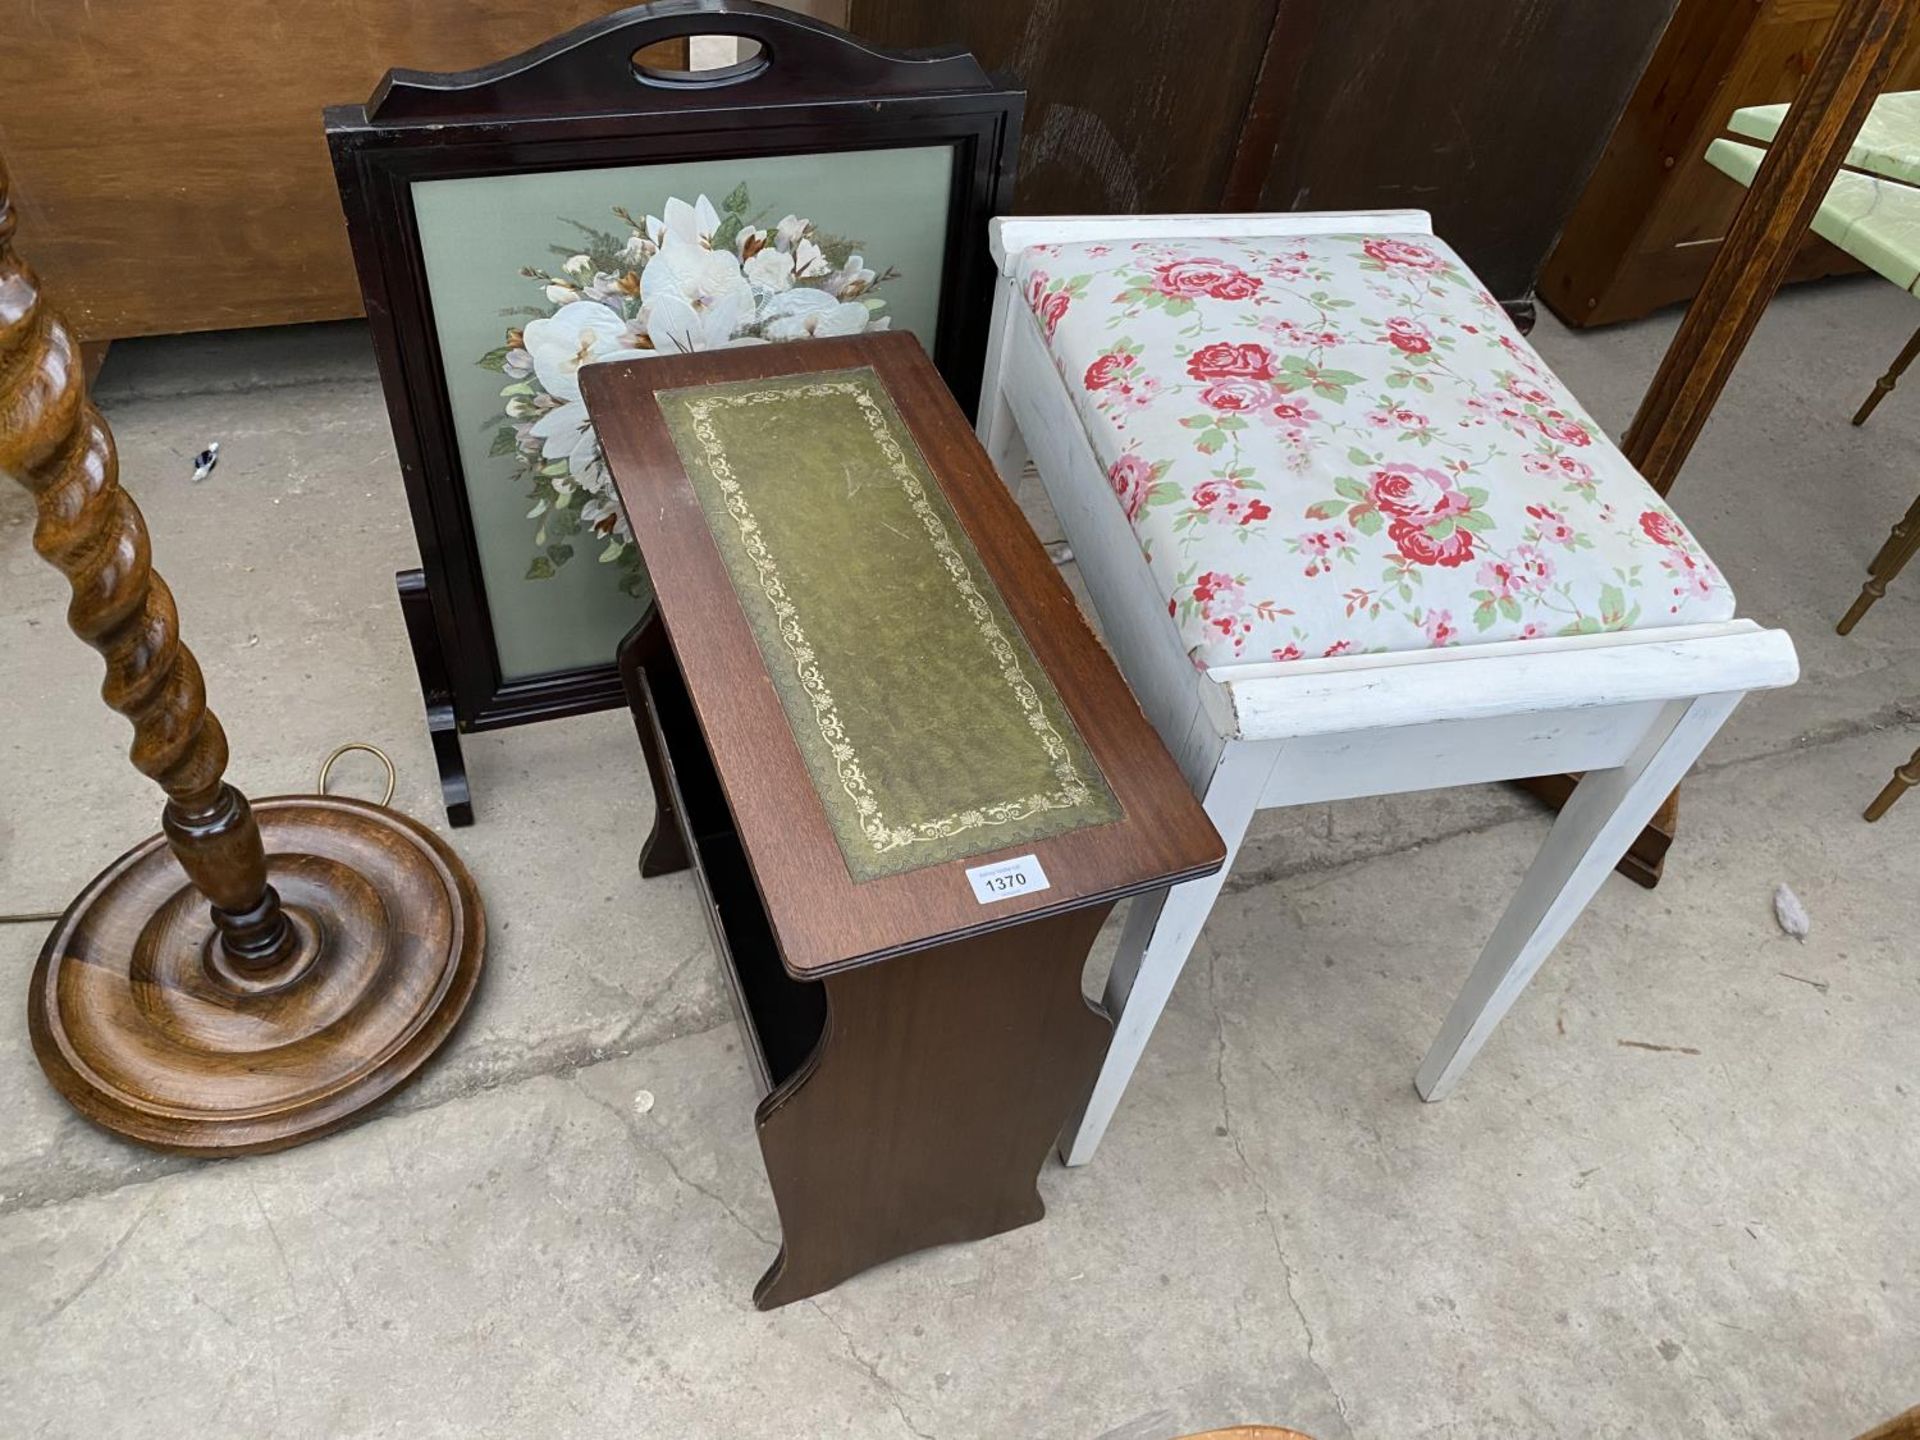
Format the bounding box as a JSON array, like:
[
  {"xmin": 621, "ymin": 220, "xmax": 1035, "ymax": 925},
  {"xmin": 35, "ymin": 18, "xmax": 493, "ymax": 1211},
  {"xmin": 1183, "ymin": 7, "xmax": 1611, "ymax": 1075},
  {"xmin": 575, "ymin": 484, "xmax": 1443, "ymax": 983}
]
[{"xmin": 582, "ymin": 333, "xmax": 1224, "ymax": 1308}]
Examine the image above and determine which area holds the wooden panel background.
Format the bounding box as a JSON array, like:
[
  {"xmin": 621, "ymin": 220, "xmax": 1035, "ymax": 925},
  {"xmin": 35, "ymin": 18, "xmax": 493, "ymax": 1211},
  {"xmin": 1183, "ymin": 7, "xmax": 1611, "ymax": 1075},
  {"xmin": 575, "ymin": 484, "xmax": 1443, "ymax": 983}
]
[
  {"xmin": 847, "ymin": 0, "xmax": 1282, "ymax": 214},
  {"xmin": 852, "ymin": 0, "xmax": 1677, "ymax": 310},
  {"xmin": 5, "ymin": 0, "xmax": 1689, "ymax": 338},
  {"xmin": 1542, "ymin": 0, "xmax": 1920, "ymax": 327},
  {"xmin": 0, "ymin": 0, "xmax": 847, "ymax": 342},
  {"xmin": 1231, "ymin": 0, "xmax": 1681, "ymax": 306}
]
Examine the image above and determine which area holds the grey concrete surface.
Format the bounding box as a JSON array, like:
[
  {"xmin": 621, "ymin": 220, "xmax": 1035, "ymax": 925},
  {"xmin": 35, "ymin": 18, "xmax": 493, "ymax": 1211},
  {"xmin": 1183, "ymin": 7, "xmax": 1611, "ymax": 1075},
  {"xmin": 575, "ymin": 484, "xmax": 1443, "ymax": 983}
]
[{"xmin": 1, "ymin": 278, "xmax": 1917, "ymax": 1438}]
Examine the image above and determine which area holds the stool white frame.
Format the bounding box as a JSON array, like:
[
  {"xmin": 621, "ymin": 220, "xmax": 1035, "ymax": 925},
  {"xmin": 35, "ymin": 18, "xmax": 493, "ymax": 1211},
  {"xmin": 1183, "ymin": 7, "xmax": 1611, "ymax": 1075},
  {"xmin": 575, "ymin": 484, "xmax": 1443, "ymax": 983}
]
[{"xmin": 976, "ymin": 210, "xmax": 1800, "ymax": 1167}]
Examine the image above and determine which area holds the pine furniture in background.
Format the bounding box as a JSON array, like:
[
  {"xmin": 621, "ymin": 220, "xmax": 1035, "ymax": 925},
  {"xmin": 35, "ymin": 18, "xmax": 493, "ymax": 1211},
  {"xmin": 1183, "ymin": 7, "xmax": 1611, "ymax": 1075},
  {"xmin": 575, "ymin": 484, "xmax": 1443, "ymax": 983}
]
[{"xmin": 1542, "ymin": 0, "xmax": 1920, "ymax": 328}]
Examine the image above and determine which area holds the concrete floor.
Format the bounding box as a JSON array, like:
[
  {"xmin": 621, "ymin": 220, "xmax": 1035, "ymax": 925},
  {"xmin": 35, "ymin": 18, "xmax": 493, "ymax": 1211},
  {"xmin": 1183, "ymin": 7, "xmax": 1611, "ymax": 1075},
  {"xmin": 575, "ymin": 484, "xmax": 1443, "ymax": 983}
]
[{"xmin": 2, "ymin": 277, "xmax": 1916, "ymax": 1438}]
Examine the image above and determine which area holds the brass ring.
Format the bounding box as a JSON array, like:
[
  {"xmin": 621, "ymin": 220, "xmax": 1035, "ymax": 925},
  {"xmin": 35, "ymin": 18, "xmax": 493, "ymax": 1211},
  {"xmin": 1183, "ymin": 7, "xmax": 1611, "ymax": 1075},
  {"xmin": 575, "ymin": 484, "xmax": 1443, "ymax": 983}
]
[{"xmin": 317, "ymin": 743, "xmax": 398, "ymax": 808}]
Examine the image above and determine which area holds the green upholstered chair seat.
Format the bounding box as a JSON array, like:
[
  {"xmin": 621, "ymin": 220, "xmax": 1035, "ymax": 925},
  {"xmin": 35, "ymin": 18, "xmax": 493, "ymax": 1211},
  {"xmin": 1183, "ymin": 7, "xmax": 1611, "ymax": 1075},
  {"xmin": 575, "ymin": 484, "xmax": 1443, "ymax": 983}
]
[{"xmin": 1709, "ymin": 107, "xmax": 1920, "ymax": 298}]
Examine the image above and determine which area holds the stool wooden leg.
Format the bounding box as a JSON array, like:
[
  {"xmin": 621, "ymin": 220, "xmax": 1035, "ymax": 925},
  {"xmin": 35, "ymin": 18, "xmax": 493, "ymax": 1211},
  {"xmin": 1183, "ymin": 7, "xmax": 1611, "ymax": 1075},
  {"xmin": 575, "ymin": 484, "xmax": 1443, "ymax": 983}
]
[
  {"xmin": 1839, "ymin": 498, "xmax": 1920, "ymax": 635},
  {"xmin": 1058, "ymin": 741, "xmax": 1279, "ymax": 1167},
  {"xmin": 977, "ymin": 280, "xmax": 1033, "ymax": 497},
  {"xmin": 1416, "ymin": 693, "xmax": 1742, "ymax": 1102},
  {"xmin": 1853, "ymin": 325, "xmax": 1920, "ymax": 425},
  {"xmin": 981, "ymin": 383, "xmax": 1030, "ymax": 488},
  {"xmin": 1516, "ymin": 773, "xmax": 1675, "ymax": 888},
  {"xmin": 1864, "ymin": 741, "xmax": 1920, "ymax": 820}
]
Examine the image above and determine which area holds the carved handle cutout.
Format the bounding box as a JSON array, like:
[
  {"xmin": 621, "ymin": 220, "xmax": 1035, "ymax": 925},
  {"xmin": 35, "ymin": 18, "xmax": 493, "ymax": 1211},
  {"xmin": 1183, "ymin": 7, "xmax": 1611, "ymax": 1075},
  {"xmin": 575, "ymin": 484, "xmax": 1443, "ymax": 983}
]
[
  {"xmin": 352, "ymin": 2, "xmax": 993, "ymax": 123},
  {"xmin": 632, "ymin": 34, "xmax": 770, "ymax": 89}
]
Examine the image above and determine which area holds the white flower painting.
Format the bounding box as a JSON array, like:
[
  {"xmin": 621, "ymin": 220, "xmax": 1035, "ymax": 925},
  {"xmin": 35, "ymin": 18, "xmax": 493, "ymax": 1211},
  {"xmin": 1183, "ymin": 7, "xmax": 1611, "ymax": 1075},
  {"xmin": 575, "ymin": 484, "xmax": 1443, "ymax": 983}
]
[{"xmin": 479, "ymin": 185, "xmax": 899, "ymax": 595}]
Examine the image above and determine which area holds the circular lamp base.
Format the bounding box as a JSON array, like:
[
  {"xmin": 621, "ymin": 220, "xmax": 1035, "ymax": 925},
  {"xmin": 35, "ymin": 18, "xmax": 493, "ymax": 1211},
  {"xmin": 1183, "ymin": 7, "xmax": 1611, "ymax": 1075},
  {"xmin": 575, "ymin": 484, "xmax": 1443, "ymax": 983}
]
[{"xmin": 28, "ymin": 795, "xmax": 485, "ymax": 1156}]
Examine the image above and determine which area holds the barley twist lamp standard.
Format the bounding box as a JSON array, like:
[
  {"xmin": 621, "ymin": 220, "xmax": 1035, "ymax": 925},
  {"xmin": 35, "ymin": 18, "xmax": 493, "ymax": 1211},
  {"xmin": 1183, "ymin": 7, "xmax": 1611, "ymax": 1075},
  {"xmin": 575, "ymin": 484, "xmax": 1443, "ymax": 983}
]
[{"xmin": 0, "ymin": 158, "xmax": 484, "ymax": 1154}]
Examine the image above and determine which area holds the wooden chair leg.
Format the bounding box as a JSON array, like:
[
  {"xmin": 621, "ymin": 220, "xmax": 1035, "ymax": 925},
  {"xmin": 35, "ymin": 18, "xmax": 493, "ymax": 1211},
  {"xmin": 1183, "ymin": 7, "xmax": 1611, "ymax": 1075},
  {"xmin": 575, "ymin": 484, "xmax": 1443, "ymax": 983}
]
[
  {"xmin": 1853, "ymin": 324, "xmax": 1920, "ymax": 425},
  {"xmin": 1866, "ymin": 488, "xmax": 1920, "ymax": 582},
  {"xmin": 1624, "ymin": 0, "xmax": 1915, "ymax": 494},
  {"xmin": 1057, "ymin": 743, "xmax": 1277, "ymax": 1167},
  {"xmin": 1864, "ymin": 740, "xmax": 1920, "ymax": 820},
  {"xmin": 1559, "ymin": 0, "xmax": 1918, "ymax": 885},
  {"xmin": 1839, "ymin": 499, "xmax": 1920, "ymax": 634},
  {"xmin": 1417, "ymin": 694, "xmax": 1742, "ymax": 1102}
]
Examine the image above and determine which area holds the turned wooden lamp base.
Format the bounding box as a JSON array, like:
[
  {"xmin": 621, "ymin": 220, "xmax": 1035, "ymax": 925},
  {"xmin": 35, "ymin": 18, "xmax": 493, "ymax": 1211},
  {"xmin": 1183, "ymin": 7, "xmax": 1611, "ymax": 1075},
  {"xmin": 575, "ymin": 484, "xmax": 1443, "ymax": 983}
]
[
  {"xmin": 3, "ymin": 155, "xmax": 484, "ymax": 1155},
  {"xmin": 29, "ymin": 796, "xmax": 483, "ymax": 1156}
]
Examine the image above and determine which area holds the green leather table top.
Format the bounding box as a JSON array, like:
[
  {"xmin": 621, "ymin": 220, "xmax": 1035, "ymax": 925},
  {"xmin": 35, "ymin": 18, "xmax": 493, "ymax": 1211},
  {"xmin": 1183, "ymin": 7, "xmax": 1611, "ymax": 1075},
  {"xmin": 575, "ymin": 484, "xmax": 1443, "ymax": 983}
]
[{"xmin": 654, "ymin": 365, "xmax": 1122, "ymax": 882}]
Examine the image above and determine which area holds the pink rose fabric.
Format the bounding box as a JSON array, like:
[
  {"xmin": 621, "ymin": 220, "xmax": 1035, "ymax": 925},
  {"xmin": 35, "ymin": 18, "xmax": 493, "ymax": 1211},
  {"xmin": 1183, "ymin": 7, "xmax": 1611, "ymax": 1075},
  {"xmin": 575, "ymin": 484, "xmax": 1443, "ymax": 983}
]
[
  {"xmin": 1199, "ymin": 377, "xmax": 1272, "ymax": 413},
  {"xmin": 1016, "ymin": 231, "xmax": 1733, "ymax": 667},
  {"xmin": 1155, "ymin": 259, "xmax": 1262, "ymax": 302},
  {"xmin": 1422, "ymin": 609, "xmax": 1460, "ymax": 647},
  {"xmin": 1384, "ymin": 316, "xmax": 1433, "ymax": 355},
  {"xmin": 1363, "ymin": 237, "xmax": 1449, "ymax": 272},
  {"xmin": 1390, "ymin": 519, "xmax": 1476, "ymax": 569},
  {"xmin": 1084, "ymin": 353, "xmax": 1127, "ymax": 390},
  {"xmin": 1025, "ymin": 269, "xmax": 1084, "ymax": 340},
  {"xmin": 1107, "ymin": 452, "xmax": 1157, "ymax": 521},
  {"xmin": 1079, "ymin": 342, "xmax": 1160, "ymax": 426},
  {"xmin": 1638, "ymin": 510, "xmax": 1684, "ymax": 548},
  {"xmin": 1366, "ymin": 464, "xmax": 1468, "ymax": 522},
  {"xmin": 1191, "ymin": 478, "xmax": 1239, "ymax": 512},
  {"xmin": 1187, "ymin": 341, "xmax": 1275, "ymax": 381}
]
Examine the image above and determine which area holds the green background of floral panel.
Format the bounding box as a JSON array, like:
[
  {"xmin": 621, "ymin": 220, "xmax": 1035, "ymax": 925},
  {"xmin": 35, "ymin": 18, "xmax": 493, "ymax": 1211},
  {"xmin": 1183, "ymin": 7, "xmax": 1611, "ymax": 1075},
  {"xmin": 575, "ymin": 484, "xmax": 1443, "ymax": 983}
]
[
  {"xmin": 411, "ymin": 145, "xmax": 956, "ymax": 681},
  {"xmin": 657, "ymin": 366, "xmax": 1122, "ymax": 882}
]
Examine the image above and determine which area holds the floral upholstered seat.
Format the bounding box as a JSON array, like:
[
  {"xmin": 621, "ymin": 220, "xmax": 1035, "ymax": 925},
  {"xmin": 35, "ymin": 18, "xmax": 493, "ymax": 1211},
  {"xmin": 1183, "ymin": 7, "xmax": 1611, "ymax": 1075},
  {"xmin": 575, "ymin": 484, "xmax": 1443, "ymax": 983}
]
[{"xmin": 1014, "ymin": 233, "xmax": 1735, "ymax": 671}]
